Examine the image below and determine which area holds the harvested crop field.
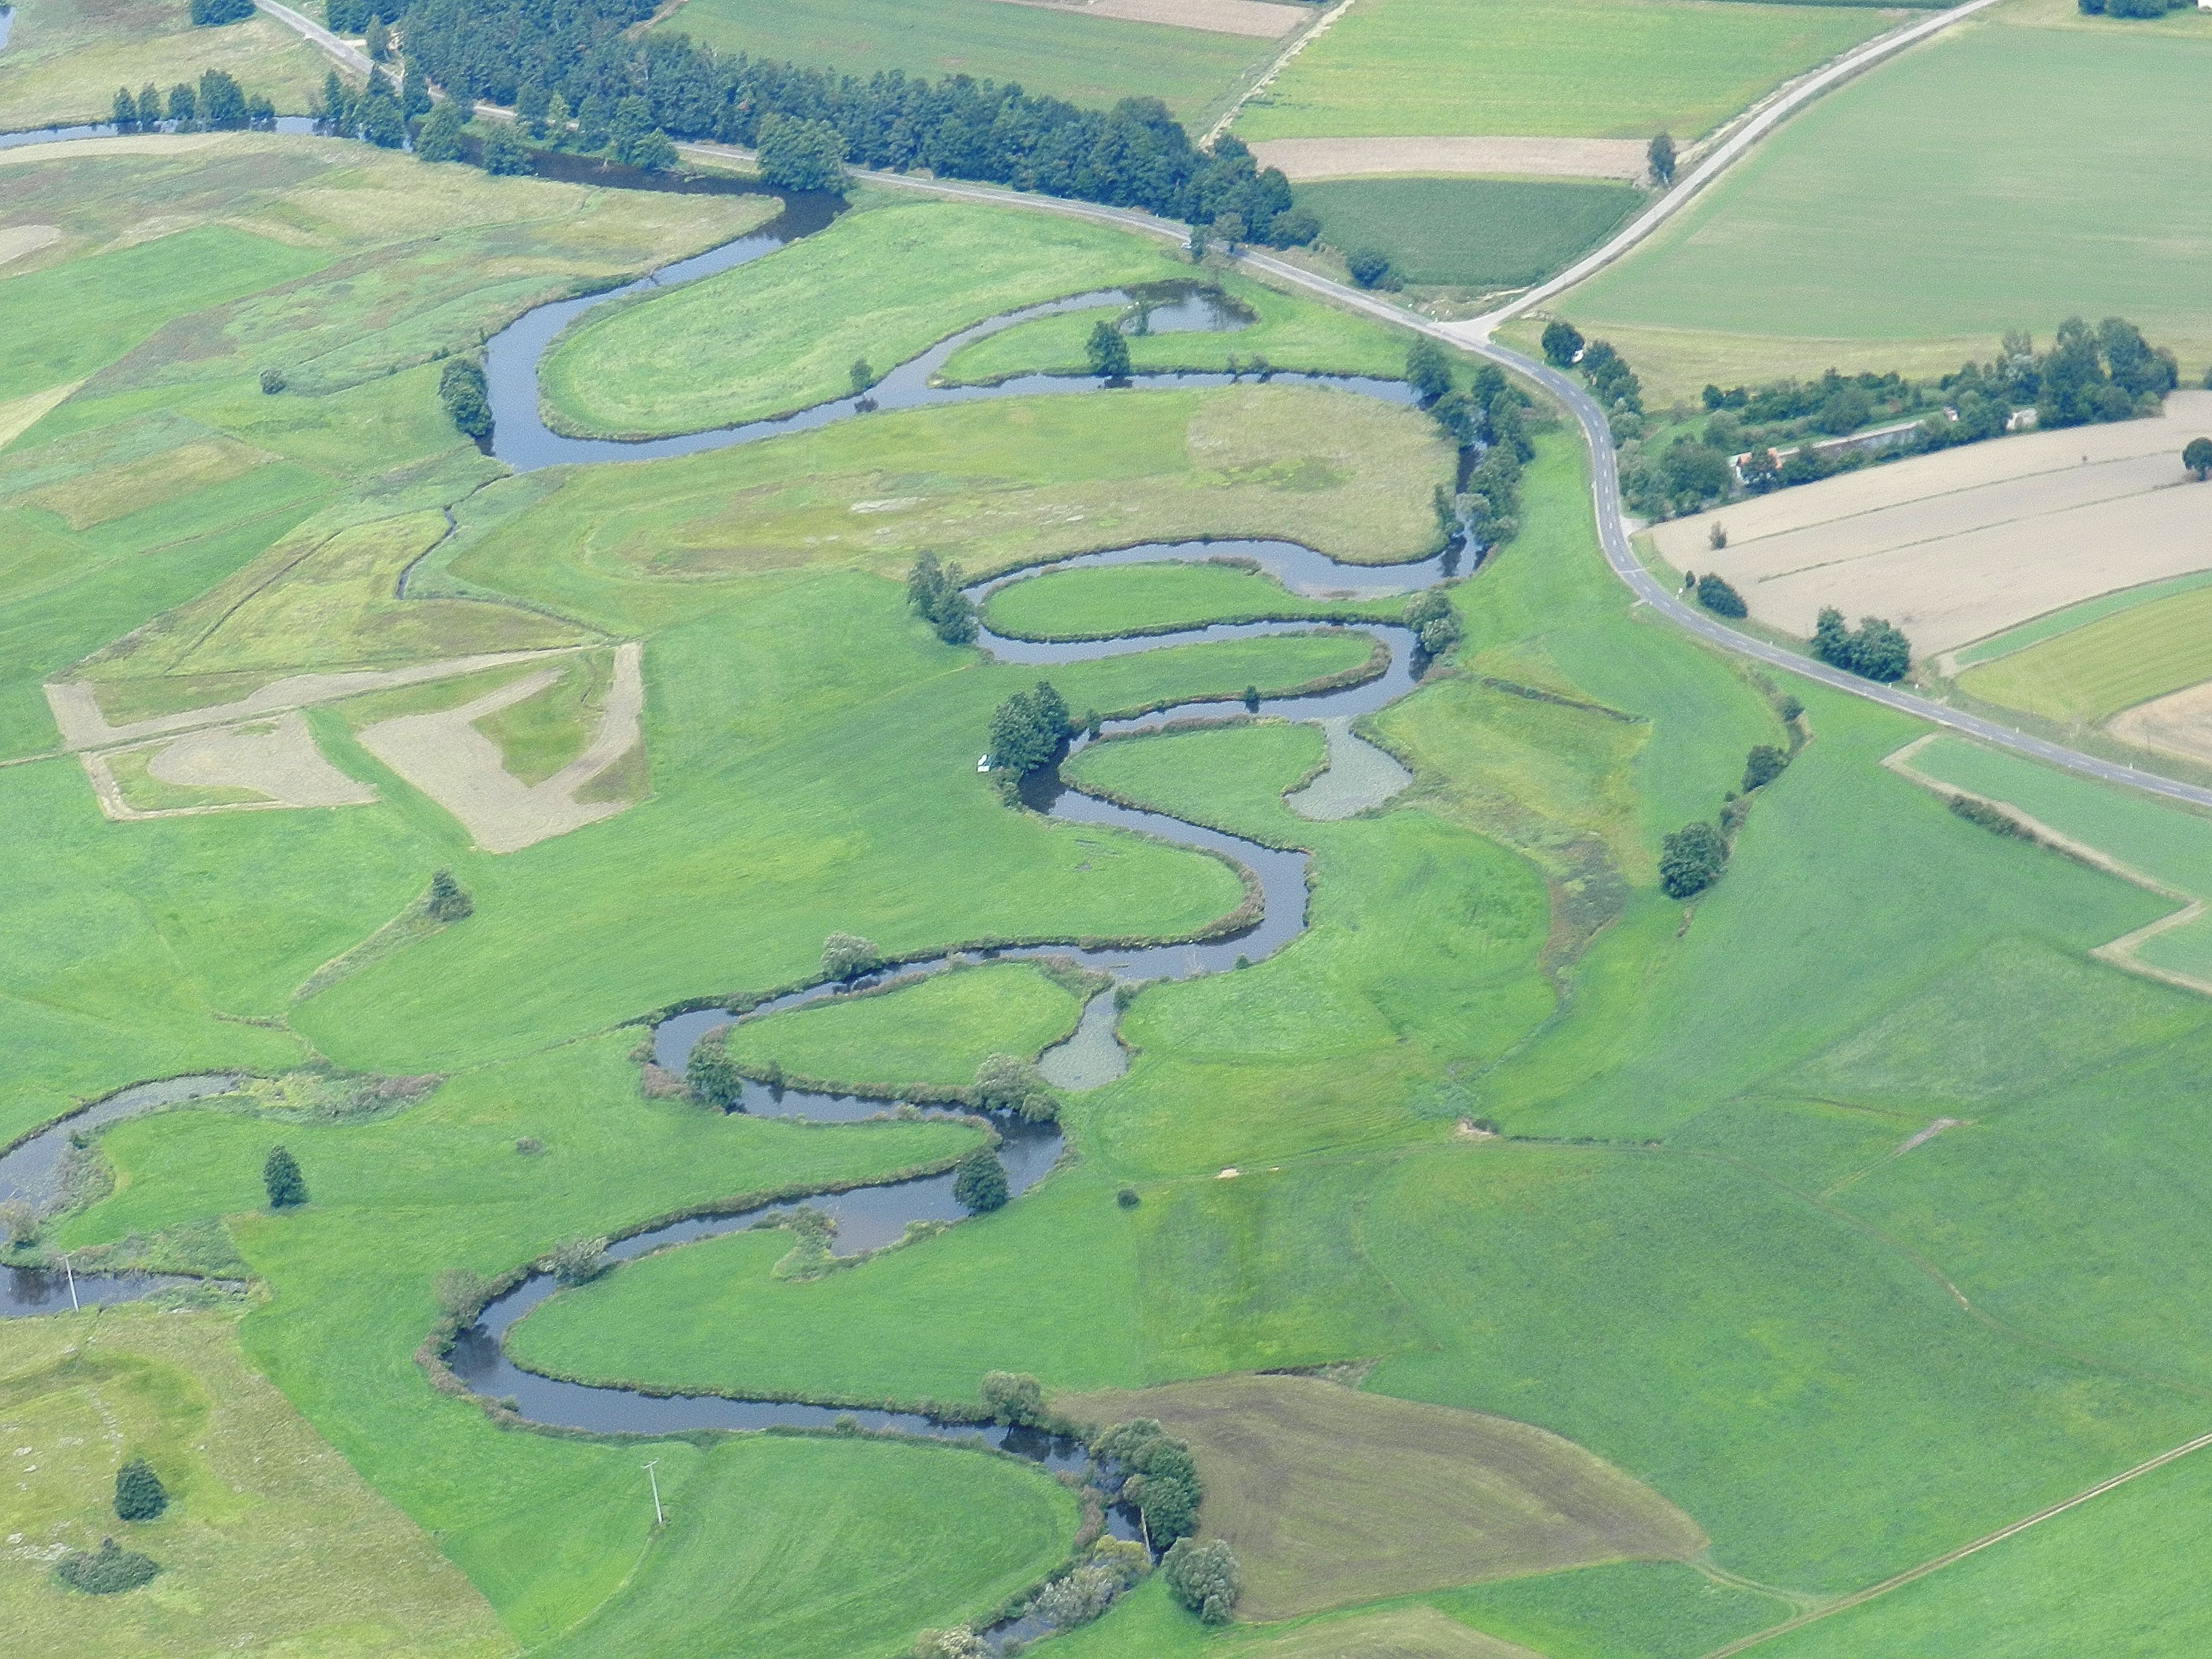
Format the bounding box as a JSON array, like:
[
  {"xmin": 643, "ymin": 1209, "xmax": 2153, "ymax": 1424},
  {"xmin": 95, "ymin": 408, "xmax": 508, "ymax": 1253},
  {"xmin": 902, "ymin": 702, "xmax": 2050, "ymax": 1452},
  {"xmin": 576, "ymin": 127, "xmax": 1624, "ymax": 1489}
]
[
  {"xmin": 993, "ymin": 0, "xmax": 1306, "ymax": 36},
  {"xmin": 1959, "ymin": 585, "xmax": 2212, "ymax": 727},
  {"xmin": 1654, "ymin": 393, "xmax": 2212, "ymax": 655},
  {"xmin": 1251, "ymin": 137, "xmax": 1651, "ymax": 181},
  {"xmin": 2109, "ymin": 682, "xmax": 2212, "ymax": 773},
  {"xmin": 1056, "ymin": 1373, "xmax": 1704, "ymax": 1619}
]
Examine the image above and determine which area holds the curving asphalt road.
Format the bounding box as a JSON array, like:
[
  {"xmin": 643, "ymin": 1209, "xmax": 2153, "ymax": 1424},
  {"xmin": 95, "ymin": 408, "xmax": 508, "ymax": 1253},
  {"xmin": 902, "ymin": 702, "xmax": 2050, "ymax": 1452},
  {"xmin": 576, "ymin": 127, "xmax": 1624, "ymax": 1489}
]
[{"xmin": 234, "ymin": 0, "xmax": 2212, "ymax": 814}]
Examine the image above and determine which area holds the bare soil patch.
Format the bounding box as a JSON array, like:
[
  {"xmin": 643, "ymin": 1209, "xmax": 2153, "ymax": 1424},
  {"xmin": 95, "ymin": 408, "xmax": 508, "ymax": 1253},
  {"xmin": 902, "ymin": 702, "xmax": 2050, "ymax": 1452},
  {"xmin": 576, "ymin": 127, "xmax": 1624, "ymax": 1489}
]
[
  {"xmin": 1659, "ymin": 393, "xmax": 2212, "ymax": 655},
  {"xmin": 1251, "ymin": 136, "xmax": 1651, "ymax": 181},
  {"xmin": 356, "ymin": 641, "xmax": 644, "ymax": 852},
  {"xmin": 0, "ymin": 223, "xmax": 61, "ymax": 269},
  {"xmin": 1057, "ymin": 1373, "xmax": 1703, "ymax": 1620},
  {"xmin": 1285, "ymin": 716, "xmax": 1410, "ymax": 819},
  {"xmin": 82, "ymin": 712, "xmax": 375, "ymax": 821},
  {"xmin": 990, "ymin": 0, "xmax": 1305, "ymax": 36},
  {"xmin": 1248, "ymin": 1606, "xmax": 1546, "ymax": 1659}
]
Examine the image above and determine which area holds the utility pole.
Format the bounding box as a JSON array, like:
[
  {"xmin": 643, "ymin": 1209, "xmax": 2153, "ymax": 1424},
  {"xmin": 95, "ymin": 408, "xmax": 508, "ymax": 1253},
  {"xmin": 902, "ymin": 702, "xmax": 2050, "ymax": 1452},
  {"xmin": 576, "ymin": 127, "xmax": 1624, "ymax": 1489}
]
[
  {"xmin": 643, "ymin": 1459, "xmax": 663, "ymax": 1528},
  {"xmin": 61, "ymin": 1251, "xmax": 79, "ymax": 1312}
]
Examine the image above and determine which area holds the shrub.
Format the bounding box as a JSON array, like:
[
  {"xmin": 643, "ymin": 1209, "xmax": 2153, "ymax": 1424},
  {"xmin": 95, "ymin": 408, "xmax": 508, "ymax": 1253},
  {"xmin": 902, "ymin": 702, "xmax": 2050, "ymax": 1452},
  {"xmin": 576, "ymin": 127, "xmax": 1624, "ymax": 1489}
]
[
  {"xmin": 911, "ymin": 1630, "xmax": 987, "ymax": 1659},
  {"xmin": 1345, "ymin": 247, "xmax": 1397, "ymax": 290},
  {"xmin": 1089, "ymin": 1536, "xmax": 1150, "ymax": 1587},
  {"xmin": 53, "ymin": 1539, "xmax": 160, "ymax": 1595},
  {"xmin": 1405, "ymin": 338, "xmax": 1452, "ymax": 404},
  {"xmin": 1086, "ymin": 319, "xmax": 1132, "ymax": 380},
  {"xmin": 546, "ymin": 1235, "xmax": 608, "ymax": 1284},
  {"xmin": 437, "ymin": 358, "xmax": 492, "ymax": 442},
  {"xmin": 952, "ymin": 1149, "xmax": 1009, "ymax": 1213},
  {"xmin": 1695, "ymin": 573, "xmax": 1747, "ymax": 618},
  {"xmin": 1162, "ymin": 1537, "xmax": 1241, "ymax": 1624},
  {"xmin": 973, "ymin": 1053, "xmax": 1060, "ymax": 1122},
  {"xmin": 1266, "ymin": 206, "xmax": 1318, "ymax": 248},
  {"xmin": 821, "ymin": 931, "xmax": 881, "ymax": 980},
  {"xmin": 1647, "ymin": 132, "xmax": 1676, "ymax": 186},
  {"xmin": 434, "ymin": 1267, "xmax": 490, "ymax": 1319},
  {"xmin": 514, "ymin": 1136, "xmax": 544, "ymax": 1155},
  {"xmin": 425, "ymin": 868, "xmax": 473, "ymax": 921},
  {"xmin": 1115, "ymin": 1186, "xmax": 1140, "ymax": 1209},
  {"xmin": 1708, "ymin": 521, "xmax": 1728, "ymax": 551},
  {"xmin": 480, "ymin": 127, "xmax": 533, "ymax": 175},
  {"xmin": 756, "ymin": 113, "xmax": 847, "ymax": 192},
  {"xmin": 258, "ymin": 368, "xmax": 286, "ymax": 395},
  {"xmin": 980, "ymin": 1370, "xmax": 1044, "ymax": 1425},
  {"xmin": 1950, "ymin": 795, "xmax": 2037, "ymax": 840},
  {"xmin": 114, "ymin": 1458, "xmax": 167, "ymax": 1522},
  {"xmin": 686, "ymin": 1032, "xmax": 745, "ymax": 1108},
  {"xmin": 1404, "ymin": 588, "xmax": 1462, "ymax": 656},
  {"xmin": 263, "ymin": 1145, "xmax": 307, "ymax": 1209},
  {"xmin": 1, "ymin": 1199, "xmax": 38, "ymax": 1248},
  {"xmin": 1658, "ymin": 822, "xmax": 1728, "ymax": 899},
  {"xmin": 1541, "ymin": 319, "xmax": 1584, "ymax": 369},
  {"xmin": 1741, "ymin": 745, "xmax": 1789, "ymax": 792},
  {"xmin": 1035, "ymin": 1564, "xmax": 1120, "ymax": 1629},
  {"xmin": 907, "ymin": 551, "xmax": 978, "ymax": 645}
]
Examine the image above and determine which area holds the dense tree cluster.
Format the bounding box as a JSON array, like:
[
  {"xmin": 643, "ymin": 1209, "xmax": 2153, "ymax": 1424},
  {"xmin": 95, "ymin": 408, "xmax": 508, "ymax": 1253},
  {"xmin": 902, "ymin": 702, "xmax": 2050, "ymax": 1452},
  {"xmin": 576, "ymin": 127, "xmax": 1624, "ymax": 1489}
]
[
  {"xmin": 385, "ymin": 1, "xmax": 1313, "ymax": 235},
  {"xmin": 1813, "ymin": 608, "xmax": 1911, "ymax": 682},
  {"xmin": 1658, "ymin": 822, "xmax": 1728, "ymax": 899},
  {"xmin": 1693, "ymin": 572, "xmax": 1746, "ymax": 618},
  {"xmin": 190, "ymin": 0, "xmax": 257, "ymax": 24},
  {"xmin": 1402, "ymin": 588, "xmax": 1462, "ymax": 658},
  {"xmin": 988, "ymin": 680, "xmax": 1070, "ymax": 774},
  {"xmin": 972, "ymin": 1053, "xmax": 1062, "ymax": 1122},
  {"xmin": 1741, "ymin": 744, "xmax": 1789, "ymax": 792},
  {"xmin": 438, "ymin": 357, "xmax": 492, "ymax": 442},
  {"xmin": 755, "ymin": 114, "xmax": 846, "ymax": 191},
  {"xmin": 1094, "ymin": 1417, "xmax": 1203, "ymax": 1544},
  {"xmin": 112, "ymin": 69, "xmax": 272, "ymax": 131},
  {"xmin": 685, "ymin": 1031, "xmax": 745, "ymax": 1108},
  {"xmin": 2078, "ymin": 0, "xmax": 2195, "ymax": 15},
  {"xmin": 907, "ymin": 552, "xmax": 979, "ymax": 644},
  {"xmin": 1422, "ymin": 362, "xmax": 1536, "ymax": 554},
  {"xmin": 979, "ymin": 1369, "xmax": 1044, "ymax": 1425},
  {"xmin": 821, "ymin": 931, "xmax": 881, "ymax": 979},
  {"xmin": 1161, "ymin": 1536, "xmax": 1242, "ymax": 1624},
  {"xmin": 1346, "ymin": 246, "xmax": 1399, "ymax": 290}
]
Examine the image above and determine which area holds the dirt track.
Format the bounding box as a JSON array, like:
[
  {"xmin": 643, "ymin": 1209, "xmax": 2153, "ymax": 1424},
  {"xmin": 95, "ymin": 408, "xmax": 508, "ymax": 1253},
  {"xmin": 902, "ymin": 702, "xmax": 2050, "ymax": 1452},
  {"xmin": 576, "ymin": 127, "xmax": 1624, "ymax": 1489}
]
[
  {"xmin": 1250, "ymin": 136, "xmax": 1650, "ymax": 181},
  {"xmin": 356, "ymin": 642, "xmax": 643, "ymax": 853},
  {"xmin": 1658, "ymin": 393, "xmax": 2212, "ymax": 655}
]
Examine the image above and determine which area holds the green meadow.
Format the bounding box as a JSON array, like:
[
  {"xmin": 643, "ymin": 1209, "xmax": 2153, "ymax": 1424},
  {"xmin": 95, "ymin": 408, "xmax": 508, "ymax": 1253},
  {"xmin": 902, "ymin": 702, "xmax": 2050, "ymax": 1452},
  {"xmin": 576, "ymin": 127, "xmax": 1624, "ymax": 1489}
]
[
  {"xmin": 1956, "ymin": 582, "xmax": 2212, "ymax": 727},
  {"xmin": 1293, "ymin": 178, "xmax": 1645, "ymax": 293},
  {"xmin": 0, "ymin": 0, "xmax": 331, "ymax": 131},
  {"xmin": 14, "ymin": 113, "xmax": 2212, "ymax": 1659},
  {"xmin": 1556, "ymin": 6, "xmax": 2212, "ymax": 390},
  {"xmin": 537, "ymin": 196, "xmax": 1188, "ymax": 439},
  {"xmin": 654, "ymin": 0, "xmax": 1285, "ymax": 127},
  {"xmin": 1233, "ymin": 0, "xmax": 1890, "ymax": 142}
]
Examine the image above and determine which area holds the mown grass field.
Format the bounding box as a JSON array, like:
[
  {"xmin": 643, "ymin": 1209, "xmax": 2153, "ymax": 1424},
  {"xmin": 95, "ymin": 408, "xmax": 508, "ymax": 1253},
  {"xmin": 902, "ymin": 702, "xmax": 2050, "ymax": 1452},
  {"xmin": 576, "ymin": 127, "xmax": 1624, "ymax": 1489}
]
[
  {"xmin": 1957, "ymin": 583, "xmax": 2212, "ymax": 726},
  {"xmin": 724, "ymin": 960, "xmax": 1088, "ymax": 1091},
  {"xmin": 654, "ymin": 0, "xmax": 1286, "ymax": 126},
  {"xmin": 1556, "ymin": 7, "xmax": 2212, "ymax": 391},
  {"xmin": 1, "ymin": 1307, "xmax": 514, "ymax": 1657},
  {"xmin": 983, "ymin": 560, "xmax": 1402, "ymax": 640},
  {"xmin": 0, "ymin": 0, "xmax": 331, "ymax": 131},
  {"xmin": 1232, "ymin": 0, "xmax": 1891, "ymax": 142},
  {"xmin": 538, "ymin": 196, "xmax": 1190, "ymax": 439},
  {"xmin": 1293, "ymin": 178, "xmax": 1645, "ymax": 291}
]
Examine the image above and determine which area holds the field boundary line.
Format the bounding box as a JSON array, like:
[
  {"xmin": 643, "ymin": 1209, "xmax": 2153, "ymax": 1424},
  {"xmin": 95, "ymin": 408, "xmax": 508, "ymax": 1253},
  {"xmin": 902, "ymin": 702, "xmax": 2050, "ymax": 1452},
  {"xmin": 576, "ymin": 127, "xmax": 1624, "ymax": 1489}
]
[
  {"xmin": 1698, "ymin": 1427, "xmax": 2212, "ymax": 1657},
  {"xmin": 1201, "ymin": 0, "xmax": 1359, "ymax": 147},
  {"xmin": 1444, "ymin": 0, "xmax": 2004, "ymax": 342},
  {"xmin": 1881, "ymin": 734, "xmax": 2212, "ymax": 998}
]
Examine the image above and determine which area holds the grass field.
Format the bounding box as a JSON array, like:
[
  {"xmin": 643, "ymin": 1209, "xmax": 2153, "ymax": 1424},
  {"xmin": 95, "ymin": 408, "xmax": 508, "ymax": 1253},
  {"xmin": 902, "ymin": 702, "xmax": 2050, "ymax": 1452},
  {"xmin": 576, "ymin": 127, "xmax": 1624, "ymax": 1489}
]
[
  {"xmin": 538, "ymin": 196, "xmax": 1193, "ymax": 439},
  {"xmin": 983, "ymin": 560, "xmax": 1402, "ymax": 640},
  {"xmin": 1, "ymin": 1307, "xmax": 513, "ymax": 1658},
  {"xmin": 1957, "ymin": 583, "xmax": 2212, "ymax": 726},
  {"xmin": 1293, "ymin": 178, "xmax": 1645, "ymax": 291},
  {"xmin": 1555, "ymin": 6, "xmax": 2212, "ymax": 392},
  {"xmin": 653, "ymin": 0, "xmax": 1285, "ymax": 126},
  {"xmin": 939, "ymin": 269, "xmax": 1410, "ymax": 386},
  {"xmin": 724, "ymin": 960, "xmax": 1088, "ymax": 1092},
  {"xmin": 1232, "ymin": 0, "xmax": 1891, "ymax": 142},
  {"xmin": 1949, "ymin": 570, "xmax": 2212, "ymax": 671},
  {"xmin": 0, "ymin": 0, "xmax": 331, "ymax": 132},
  {"xmin": 1056, "ymin": 1374, "xmax": 1706, "ymax": 1619}
]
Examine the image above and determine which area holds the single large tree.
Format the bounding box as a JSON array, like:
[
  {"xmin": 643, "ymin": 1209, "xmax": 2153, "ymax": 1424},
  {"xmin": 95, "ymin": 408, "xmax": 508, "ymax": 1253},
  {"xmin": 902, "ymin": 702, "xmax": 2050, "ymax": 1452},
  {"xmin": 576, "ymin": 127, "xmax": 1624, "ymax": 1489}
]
[
  {"xmin": 113, "ymin": 1458, "xmax": 167, "ymax": 1522},
  {"xmin": 1405, "ymin": 338, "xmax": 1452, "ymax": 404},
  {"xmin": 755, "ymin": 114, "xmax": 846, "ymax": 192},
  {"xmin": 263, "ymin": 1145, "xmax": 307, "ymax": 1209},
  {"xmin": 1540, "ymin": 319, "xmax": 1584, "ymax": 368},
  {"xmin": 2185, "ymin": 436, "xmax": 2212, "ymax": 481},
  {"xmin": 1658, "ymin": 822, "xmax": 1727, "ymax": 899},
  {"xmin": 1648, "ymin": 132, "xmax": 1677, "ymax": 185},
  {"xmin": 952, "ymin": 1148, "xmax": 1009, "ymax": 1213},
  {"xmin": 1087, "ymin": 319, "xmax": 1132, "ymax": 380}
]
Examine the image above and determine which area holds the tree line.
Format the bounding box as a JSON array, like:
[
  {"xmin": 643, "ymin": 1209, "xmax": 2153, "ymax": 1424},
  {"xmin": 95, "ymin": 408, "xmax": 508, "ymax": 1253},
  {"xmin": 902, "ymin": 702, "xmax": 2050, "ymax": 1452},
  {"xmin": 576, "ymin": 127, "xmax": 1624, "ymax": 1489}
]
[
  {"xmin": 383, "ymin": 0, "xmax": 1313, "ymax": 240},
  {"xmin": 110, "ymin": 69, "xmax": 274, "ymax": 132}
]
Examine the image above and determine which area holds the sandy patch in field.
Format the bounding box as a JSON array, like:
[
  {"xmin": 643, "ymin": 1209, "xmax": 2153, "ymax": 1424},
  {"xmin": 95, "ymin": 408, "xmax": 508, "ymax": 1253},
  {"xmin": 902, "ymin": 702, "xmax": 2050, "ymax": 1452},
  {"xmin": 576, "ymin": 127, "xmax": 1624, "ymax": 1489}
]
[
  {"xmin": 1250, "ymin": 136, "xmax": 1652, "ymax": 181},
  {"xmin": 45, "ymin": 648, "xmax": 587, "ymax": 751},
  {"xmin": 1657, "ymin": 393, "xmax": 2212, "ymax": 655},
  {"xmin": 0, "ymin": 223, "xmax": 60, "ymax": 268},
  {"xmin": 2110, "ymin": 680, "xmax": 2212, "ymax": 770},
  {"xmin": 82, "ymin": 712, "xmax": 376, "ymax": 821},
  {"xmin": 357, "ymin": 642, "xmax": 643, "ymax": 853},
  {"xmin": 0, "ymin": 379, "xmax": 80, "ymax": 452},
  {"xmin": 1285, "ymin": 716, "xmax": 1410, "ymax": 819},
  {"xmin": 990, "ymin": 0, "xmax": 1305, "ymax": 36}
]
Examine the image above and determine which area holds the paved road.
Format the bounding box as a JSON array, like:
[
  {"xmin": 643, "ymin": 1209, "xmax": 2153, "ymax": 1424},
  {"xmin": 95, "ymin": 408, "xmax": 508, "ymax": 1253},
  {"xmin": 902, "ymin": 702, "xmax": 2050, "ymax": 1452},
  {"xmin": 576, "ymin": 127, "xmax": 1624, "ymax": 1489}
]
[
  {"xmin": 1448, "ymin": 0, "xmax": 2006, "ymax": 341},
  {"xmin": 253, "ymin": 0, "xmax": 374, "ymax": 75},
  {"xmin": 233, "ymin": 11, "xmax": 2212, "ymax": 814}
]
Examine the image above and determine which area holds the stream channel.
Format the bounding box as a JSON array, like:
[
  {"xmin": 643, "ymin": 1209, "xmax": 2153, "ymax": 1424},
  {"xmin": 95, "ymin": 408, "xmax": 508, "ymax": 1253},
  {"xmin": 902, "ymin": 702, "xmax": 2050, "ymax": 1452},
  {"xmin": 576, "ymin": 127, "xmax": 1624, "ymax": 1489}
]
[{"xmin": 1, "ymin": 159, "xmax": 1479, "ymax": 1613}]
